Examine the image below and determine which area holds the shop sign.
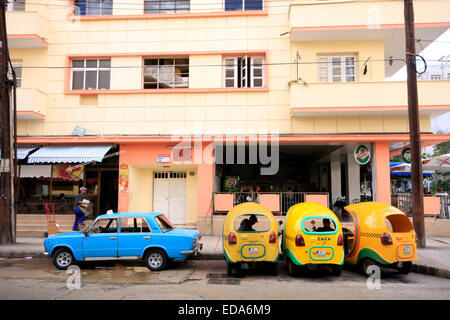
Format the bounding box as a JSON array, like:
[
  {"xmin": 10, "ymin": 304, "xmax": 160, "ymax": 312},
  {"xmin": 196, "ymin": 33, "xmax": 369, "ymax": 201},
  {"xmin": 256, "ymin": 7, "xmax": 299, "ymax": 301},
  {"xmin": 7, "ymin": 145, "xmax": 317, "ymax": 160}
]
[
  {"xmin": 157, "ymin": 154, "xmax": 171, "ymax": 163},
  {"xmin": 402, "ymin": 147, "xmax": 411, "ymax": 163},
  {"xmin": 53, "ymin": 164, "xmax": 84, "ymax": 181},
  {"xmin": 119, "ymin": 162, "xmax": 129, "ymax": 193},
  {"xmin": 354, "ymin": 144, "xmax": 371, "ymax": 165}
]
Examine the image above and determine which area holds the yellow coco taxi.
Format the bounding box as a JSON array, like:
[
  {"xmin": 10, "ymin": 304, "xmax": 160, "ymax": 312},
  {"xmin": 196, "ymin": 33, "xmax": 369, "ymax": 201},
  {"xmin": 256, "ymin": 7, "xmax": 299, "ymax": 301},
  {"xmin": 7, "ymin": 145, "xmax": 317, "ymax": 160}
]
[
  {"xmin": 282, "ymin": 202, "xmax": 345, "ymax": 276},
  {"xmin": 343, "ymin": 202, "xmax": 418, "ymax": 276},
  {"xmin": 223, "ymin": 202, "xmax": 280, "ymax": 276}
]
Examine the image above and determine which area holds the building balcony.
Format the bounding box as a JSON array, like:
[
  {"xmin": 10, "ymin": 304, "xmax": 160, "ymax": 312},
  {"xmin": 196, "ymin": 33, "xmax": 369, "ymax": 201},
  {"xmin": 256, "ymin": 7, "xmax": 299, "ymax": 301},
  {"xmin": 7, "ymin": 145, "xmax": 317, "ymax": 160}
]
[
  {"xmin": 288, "ymin": 0, "xmax": 450, "ymax": 77},
  {"xmin": 290, "ymin": 80, "xmax": 450, "ymax": 117},
  {"xmin": 6, "ymin": 11, "xmax": 48, "ymax": 48},
  {"xmin": 16, "ymin": 88, "xmax": 46, "ymax": 120}
]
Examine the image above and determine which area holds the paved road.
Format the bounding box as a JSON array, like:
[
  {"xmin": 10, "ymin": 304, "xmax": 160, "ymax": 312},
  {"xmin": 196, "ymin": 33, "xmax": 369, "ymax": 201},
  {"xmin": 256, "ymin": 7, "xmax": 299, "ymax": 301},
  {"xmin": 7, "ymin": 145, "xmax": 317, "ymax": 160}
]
[{"xmin": 0, "ymin": 258, "xmax": 449, "ymax": 300}]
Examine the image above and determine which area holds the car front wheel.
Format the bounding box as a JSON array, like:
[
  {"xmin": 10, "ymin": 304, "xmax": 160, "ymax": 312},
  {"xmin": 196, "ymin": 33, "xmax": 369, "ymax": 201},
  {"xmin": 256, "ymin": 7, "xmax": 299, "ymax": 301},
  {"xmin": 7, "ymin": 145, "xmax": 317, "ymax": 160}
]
[
  {"xmin": 53, "ymin": 248, "xmax": 75, "ymax": 270},
  {"xmin": 145, "ymin": 249, "xmax": 167, "ymax": 271}
]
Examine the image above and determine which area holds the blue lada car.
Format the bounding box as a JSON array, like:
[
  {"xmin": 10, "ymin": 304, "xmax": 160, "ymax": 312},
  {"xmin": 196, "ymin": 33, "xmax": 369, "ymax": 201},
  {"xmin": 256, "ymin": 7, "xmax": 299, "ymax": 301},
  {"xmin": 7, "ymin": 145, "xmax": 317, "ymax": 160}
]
[{"xmin": 44, "ymin": 212, "xmax": 202, "ymax": 271}]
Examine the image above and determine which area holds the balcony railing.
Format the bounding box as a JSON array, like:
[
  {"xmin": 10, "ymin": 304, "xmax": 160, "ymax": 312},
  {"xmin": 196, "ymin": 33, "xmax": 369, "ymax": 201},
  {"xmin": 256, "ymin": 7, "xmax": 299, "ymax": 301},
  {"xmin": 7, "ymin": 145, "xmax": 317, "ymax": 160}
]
[
  {"xmin": 16, "ymin": 88, "xmax": 47, "ymax": 120},
  {"xmin": 290, "ymin": 81, "xmax": 450, "ymax": 117},
  {"xmin": 391, "ymin": 193, "xmax": 450, "ymax": 219},
  {"xmin": 6, "ymin": 11, "xmax": 48, "ymax": 48}
]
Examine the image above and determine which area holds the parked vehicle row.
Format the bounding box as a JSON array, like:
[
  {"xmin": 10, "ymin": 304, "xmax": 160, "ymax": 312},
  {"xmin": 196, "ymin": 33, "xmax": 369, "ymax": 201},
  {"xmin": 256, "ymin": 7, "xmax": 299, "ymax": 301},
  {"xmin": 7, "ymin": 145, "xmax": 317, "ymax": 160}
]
[
  {"xmin": 43, "ymin": 201, "xmax": 417, "ymax": 277},
  {"xmin": 224, "ymin": 201, "xmax": 417, "ymax": 277}
]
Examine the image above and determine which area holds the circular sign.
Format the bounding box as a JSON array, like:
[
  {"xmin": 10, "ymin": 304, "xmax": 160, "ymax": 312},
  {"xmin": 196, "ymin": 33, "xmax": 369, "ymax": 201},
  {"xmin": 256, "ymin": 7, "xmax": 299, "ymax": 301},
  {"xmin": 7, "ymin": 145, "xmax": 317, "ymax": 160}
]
[
  {"xmin": 402, "ymin": 147, "xmax": 411, "ymax": 163},
  {"xmin": 354, "ymin": 144, "xmax": 371, "ymax": 165}
]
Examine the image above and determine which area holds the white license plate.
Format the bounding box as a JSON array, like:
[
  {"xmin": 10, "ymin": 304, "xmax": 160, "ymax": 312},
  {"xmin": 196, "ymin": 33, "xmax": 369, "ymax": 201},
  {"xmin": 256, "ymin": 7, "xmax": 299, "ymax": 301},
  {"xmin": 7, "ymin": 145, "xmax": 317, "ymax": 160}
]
[
  {"xmin": 404, "ymin": 246, "xmax": 411, "ymax": 255},
  {"xmin": 248, "ymin": 247, "xmax": 258, "ymax": 255},
  {"xmin": 316, "ymin": 250, "xmax": 327, "ymax": 257}
]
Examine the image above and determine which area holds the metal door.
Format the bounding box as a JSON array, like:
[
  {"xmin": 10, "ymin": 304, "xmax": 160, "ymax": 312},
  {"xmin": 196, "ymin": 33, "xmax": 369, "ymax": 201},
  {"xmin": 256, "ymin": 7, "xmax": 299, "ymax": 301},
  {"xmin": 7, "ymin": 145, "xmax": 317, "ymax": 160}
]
[{"xmin": 153, "ymin": 172, "xmax": 186, "ymax": 225}]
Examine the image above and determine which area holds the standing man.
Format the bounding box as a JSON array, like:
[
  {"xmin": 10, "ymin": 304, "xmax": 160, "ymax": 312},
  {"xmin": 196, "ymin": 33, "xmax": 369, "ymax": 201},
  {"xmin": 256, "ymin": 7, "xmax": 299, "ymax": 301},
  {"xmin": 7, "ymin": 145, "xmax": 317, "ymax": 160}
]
[{"xmin": 73, "ymin": 187, "xmax": 89, "ymax": 231}]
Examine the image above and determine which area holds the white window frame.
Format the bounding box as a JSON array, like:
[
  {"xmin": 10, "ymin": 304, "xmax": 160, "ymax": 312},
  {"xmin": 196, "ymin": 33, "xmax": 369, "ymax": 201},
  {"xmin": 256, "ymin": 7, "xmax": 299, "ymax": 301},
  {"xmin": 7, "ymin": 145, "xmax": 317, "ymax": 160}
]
[
  {"xmin": 223, "ymin": 55, "xmax": 265, "ymax": 88},
  {"xmin": 7, "ymin": 0, "xmax": 26, "ymax": 11},
  {"xmin": 70, "ymin": 59, "xmax": 111, "ymax": 90},
  {"xmin": 144, "ymin": 0, "xmax": 190, "ymax": 14},
  {"xmin": 223, "ymin": 0, "xmax": 264, "ymax": 11},
  {"xmin": 143, "ymin": 57, "xmax": 189, "ymax": 89},
  {"xmin": 74, "ymin": 0, "xmax": 113, "ymax": 16},
  {"xmin": 317, "ymin": 54, "xmax": 358, "ymax": 83}
]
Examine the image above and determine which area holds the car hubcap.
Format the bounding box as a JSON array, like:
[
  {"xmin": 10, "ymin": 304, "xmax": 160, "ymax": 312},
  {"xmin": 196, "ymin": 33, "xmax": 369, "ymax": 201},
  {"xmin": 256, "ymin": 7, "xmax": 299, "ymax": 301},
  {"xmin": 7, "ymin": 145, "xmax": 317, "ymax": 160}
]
[
  {"xmin": 148, "ymin": 253, "xmax": 163, "ymax": 268},
  {"xmin": 57, "ymin": 252, "xmax": 72, "ymax": 267}
]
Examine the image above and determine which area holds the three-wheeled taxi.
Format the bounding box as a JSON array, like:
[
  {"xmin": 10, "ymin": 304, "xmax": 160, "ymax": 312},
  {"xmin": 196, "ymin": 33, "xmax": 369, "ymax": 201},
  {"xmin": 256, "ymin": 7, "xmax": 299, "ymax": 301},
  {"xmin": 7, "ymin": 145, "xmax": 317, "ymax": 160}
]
[
  {"xmin": 282, "ymin": 202, "xmax": 344, "ymax": 276},
  {"xmin": 343, "ymin": 202, "xmax": 417, "ymax": 276},
  {"xmin": 223, "ymin": 202, "xmax": 279, "ymax": 276}
]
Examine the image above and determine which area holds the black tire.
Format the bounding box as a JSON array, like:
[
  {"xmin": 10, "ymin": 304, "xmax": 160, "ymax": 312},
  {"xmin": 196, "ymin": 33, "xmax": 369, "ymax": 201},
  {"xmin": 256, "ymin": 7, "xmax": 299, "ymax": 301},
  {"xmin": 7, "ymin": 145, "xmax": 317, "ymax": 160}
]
[
  {"xmin": 52, "ymin": 248, "xmax": 75, "ymax": 270},
  {"xmin": 268, "ymin": 262, "xmax": 278, "ymax": 276},
  {"xmin": 288, "ymin": 259, "xmax": 298, "ymax": 277},
  {"xmin": 331, "ymin": 264, "xmax": 342, "ymax": 276},
  {"xmin": 360, "ymin": 258, "xmax": 378, "ymax": 277},
  {"xmin": 227, "ymin": 262, "xmax": 234, "ymax": 276},
  {"xmin": 144, "ymin": 248, "xmax": 168, "ymax": 271},
  {"xmin": 397, "ymin": 261, "xmax": 412, "ymax": 275}
]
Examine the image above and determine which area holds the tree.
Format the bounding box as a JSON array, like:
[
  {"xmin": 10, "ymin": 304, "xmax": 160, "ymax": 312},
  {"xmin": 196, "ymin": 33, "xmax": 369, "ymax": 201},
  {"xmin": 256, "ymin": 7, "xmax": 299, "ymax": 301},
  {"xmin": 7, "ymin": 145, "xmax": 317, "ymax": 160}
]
[{"xmin": 433, "ymin": 140, "xmax": 450, "ymax": 157}]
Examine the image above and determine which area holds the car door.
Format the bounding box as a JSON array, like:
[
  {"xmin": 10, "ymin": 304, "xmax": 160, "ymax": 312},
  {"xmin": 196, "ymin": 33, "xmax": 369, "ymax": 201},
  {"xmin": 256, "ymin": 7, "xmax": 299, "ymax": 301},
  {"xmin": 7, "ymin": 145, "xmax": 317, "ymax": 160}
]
[
  {"xmin": 118, "ymin": 217, "xmax": 152, "ymax": 258},
  {"xmin": 82, "ymin": 218, "xmax": 119, "ymax": 259}
]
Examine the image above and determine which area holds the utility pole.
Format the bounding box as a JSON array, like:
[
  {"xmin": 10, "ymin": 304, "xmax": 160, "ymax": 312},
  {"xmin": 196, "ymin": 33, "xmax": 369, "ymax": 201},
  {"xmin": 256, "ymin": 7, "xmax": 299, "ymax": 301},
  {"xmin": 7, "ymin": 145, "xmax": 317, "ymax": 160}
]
[
  {"xmin": 404, "ymin": 0, "xmax": 425, "ymax": 248},
  {"xmin": 0, "ymin": 0, "xmax": 15, "ymax": 244}
]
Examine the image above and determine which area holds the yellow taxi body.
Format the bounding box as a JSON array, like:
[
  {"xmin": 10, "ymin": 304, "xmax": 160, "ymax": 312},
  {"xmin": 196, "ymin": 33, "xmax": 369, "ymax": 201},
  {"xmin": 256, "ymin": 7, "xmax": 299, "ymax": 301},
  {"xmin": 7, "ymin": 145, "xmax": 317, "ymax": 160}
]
[
  {"xmin": 223, "ymin": 202, "xmax": 279, "ymax": 264},
  {"xmin": 282, "ymin": 202, "xmax": 345, "ymax": 267},
  {"xmin": 343, "ymin": 202, "xmax": 418, "ymax": 266}
]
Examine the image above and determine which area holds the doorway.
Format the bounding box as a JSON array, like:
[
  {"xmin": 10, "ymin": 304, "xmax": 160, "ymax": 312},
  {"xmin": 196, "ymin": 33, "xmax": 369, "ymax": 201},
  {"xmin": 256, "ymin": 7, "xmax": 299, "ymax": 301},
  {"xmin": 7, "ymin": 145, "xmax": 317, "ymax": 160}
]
[{"xmin": 153, "ymin": 172, "xmax": 187, "ymax": 224}]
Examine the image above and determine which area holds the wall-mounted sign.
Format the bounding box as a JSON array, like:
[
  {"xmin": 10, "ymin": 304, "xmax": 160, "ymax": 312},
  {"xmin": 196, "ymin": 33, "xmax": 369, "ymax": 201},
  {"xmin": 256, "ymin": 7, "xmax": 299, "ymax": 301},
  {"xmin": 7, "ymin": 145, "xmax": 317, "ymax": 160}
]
[
  {"xmin": 354, "ymin": 144, "xmax": 371, "ymax": 165},
  {"xmin": 119, "ymin": 162, "xmax": 129, "ymax": 193},
  {"xmin": 53, "ymin": 164, "xmax": 84, "ymax": 181},
  {"xmin": 402, "ymin": 147, "xmax": 412, "ymax": 163},
  {"xmin": 157, "ymin": 154, "xmax": 171, "ymax": 163}
]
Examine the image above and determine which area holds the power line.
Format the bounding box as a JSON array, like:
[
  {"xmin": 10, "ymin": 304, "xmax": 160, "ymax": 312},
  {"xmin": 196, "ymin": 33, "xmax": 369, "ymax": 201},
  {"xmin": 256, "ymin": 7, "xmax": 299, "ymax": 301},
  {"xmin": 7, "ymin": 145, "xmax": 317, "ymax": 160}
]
[{"xmin": 13, "ymin": 57, "xmax": 415, "ymax": 70}]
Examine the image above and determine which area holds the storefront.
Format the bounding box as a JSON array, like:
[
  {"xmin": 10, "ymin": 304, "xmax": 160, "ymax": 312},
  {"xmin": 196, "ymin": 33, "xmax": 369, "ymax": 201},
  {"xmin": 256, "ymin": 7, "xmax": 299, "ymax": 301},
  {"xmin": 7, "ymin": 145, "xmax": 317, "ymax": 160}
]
[{"xmin": 16, "ymin": 145, "xmax": 119, "ymax": 217}]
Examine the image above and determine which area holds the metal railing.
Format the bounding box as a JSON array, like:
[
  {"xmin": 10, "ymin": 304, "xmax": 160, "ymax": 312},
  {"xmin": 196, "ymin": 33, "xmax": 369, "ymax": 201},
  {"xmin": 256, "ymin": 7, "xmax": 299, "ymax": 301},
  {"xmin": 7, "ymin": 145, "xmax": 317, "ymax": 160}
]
[
  {"xmin": 391, "ymin": 193, "xmax": 450, "ymax": 219},
  {"xmin": 214, "ymin": 192, "xmax": 328, "ymax": 216}
]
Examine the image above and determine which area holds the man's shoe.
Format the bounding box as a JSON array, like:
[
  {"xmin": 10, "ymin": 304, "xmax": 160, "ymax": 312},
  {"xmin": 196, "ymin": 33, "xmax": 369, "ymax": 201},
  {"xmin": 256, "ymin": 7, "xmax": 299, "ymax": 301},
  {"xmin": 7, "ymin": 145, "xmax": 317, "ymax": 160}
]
[{"xmin": 72, "ymin": 228, "xmax": 79, "ymax": 231}]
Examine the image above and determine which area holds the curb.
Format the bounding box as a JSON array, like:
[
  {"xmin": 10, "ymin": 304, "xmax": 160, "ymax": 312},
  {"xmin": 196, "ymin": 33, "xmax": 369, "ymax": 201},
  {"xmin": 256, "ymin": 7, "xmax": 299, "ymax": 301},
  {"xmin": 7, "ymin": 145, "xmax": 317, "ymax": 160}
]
[
  {"xmin": 412, "ymin": 263, "xmax": 450, "ymax": 279},
  {"xmin": 2, "ymin": 252, "xmax": 450, "ymax": 279}
]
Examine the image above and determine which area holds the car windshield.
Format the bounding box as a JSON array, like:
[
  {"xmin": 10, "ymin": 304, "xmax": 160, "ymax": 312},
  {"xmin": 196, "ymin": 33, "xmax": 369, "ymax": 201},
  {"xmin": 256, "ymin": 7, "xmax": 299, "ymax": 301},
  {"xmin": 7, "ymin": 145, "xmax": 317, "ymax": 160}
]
[{"xmin": 155, "ymin": 215, "xmax": 175, "ymax": 233}]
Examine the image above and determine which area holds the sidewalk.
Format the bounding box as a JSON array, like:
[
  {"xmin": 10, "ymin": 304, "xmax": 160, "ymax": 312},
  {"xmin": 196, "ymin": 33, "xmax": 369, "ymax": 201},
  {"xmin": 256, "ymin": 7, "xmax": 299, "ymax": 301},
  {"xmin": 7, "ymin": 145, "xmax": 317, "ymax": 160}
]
[{"xmin": 0, "ymin": 236, "xmax": 449, "ymax": 279}]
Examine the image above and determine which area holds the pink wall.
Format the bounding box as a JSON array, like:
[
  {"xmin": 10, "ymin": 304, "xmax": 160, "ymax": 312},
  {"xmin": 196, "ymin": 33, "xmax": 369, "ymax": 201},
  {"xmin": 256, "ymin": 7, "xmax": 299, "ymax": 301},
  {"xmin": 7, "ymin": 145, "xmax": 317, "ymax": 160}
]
[
  {"xmin": 374, "ymin": 141, "xmax": 391, "ymax": 204},
  {"xmin": 117, "ymin": 142, "xmax": 214, "ymax": 216}
]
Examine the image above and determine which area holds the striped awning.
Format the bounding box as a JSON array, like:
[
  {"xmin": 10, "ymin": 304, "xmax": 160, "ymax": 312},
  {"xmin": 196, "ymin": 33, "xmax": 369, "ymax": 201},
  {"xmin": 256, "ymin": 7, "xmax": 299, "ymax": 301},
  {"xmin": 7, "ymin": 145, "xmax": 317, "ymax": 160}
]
[
  {"xmin": 27, "ymin": 145, "xmax": 113, "ymax": 164},
  {"xmin": 0, "ymin": 147, "xmax": 38, "ymax": 160}
]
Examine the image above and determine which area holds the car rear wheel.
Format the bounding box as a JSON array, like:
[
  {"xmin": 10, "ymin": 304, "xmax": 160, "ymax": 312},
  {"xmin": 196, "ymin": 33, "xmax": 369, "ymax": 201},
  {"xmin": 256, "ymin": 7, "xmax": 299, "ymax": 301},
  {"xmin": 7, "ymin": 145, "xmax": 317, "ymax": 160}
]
[
  {"xmin": 288, "ymin": 259, "xmax": 298, "ymax": 276},
  {"xmin": 53, "ymin": 248, "xmax": 75, "ymax": 270},
  {"xmin": 397, "ymin": 261, "xmax": 412, "ymax": 274},
  {"xmin": 331, "ymin": 264, "xmax": 342, "ymax": 276},
  {"xmin": 145, "ymin": 249, "xmax": 167, "ymax": 271},
  {"xmin": 267, "ymin": 262, "xmax": 278, "ymax": 276},
  {"xmin": 360, "ymin": 258, "xmax": 378, "ymax": 277}
]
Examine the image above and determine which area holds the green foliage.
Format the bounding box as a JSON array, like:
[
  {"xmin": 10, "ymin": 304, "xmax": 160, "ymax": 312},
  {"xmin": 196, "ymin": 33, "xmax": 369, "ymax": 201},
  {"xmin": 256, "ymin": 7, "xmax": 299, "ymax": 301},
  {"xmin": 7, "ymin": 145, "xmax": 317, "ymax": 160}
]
[{"xmin": 433, "ymin": 141, "xmax": 450, "ymax": 157}]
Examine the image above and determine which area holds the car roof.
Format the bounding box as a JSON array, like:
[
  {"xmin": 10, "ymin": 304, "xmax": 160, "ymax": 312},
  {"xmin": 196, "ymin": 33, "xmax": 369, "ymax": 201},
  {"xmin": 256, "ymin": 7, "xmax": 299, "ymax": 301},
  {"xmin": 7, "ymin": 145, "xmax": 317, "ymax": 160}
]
[{"xmin": 96, "ymin": 212, "xmax": 163, "ymax": 219}]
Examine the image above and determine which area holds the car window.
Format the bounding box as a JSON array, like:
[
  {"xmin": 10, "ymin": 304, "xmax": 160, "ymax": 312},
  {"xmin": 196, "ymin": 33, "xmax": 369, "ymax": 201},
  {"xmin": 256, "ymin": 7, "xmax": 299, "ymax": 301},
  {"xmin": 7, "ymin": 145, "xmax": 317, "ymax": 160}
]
[
  {"xmin": 234, "ymin": 214, "xmax": 271, "ymax": 232},
  {"xmin": 120, "ymin": 217, "xmax": 151, "ymax": 233},
  {"xmin": 88, "ymin": 218, "xmax": 118, "ymax": 234},
  {"xmin": 303, "ymin": 217, "xmax": 336, "ymax": 233},
  {"xmin": 154, "ymin": 215, "xmax": 175, "ymax": 233}
]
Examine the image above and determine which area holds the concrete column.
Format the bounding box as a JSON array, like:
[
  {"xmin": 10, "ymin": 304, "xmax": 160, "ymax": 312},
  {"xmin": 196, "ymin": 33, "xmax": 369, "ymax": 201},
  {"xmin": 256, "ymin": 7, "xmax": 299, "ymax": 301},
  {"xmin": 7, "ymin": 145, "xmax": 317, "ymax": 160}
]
[
  {"xmin": 373, "ymin": 141, "xmax": 391, "ymax": 204},
  {"xmin": 347, "ymin": 144, "xmax": 361, "ymax": 204},
  {"xmin": 330, "ymin": 150, "xmax": 342, "ymax": 204}
]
